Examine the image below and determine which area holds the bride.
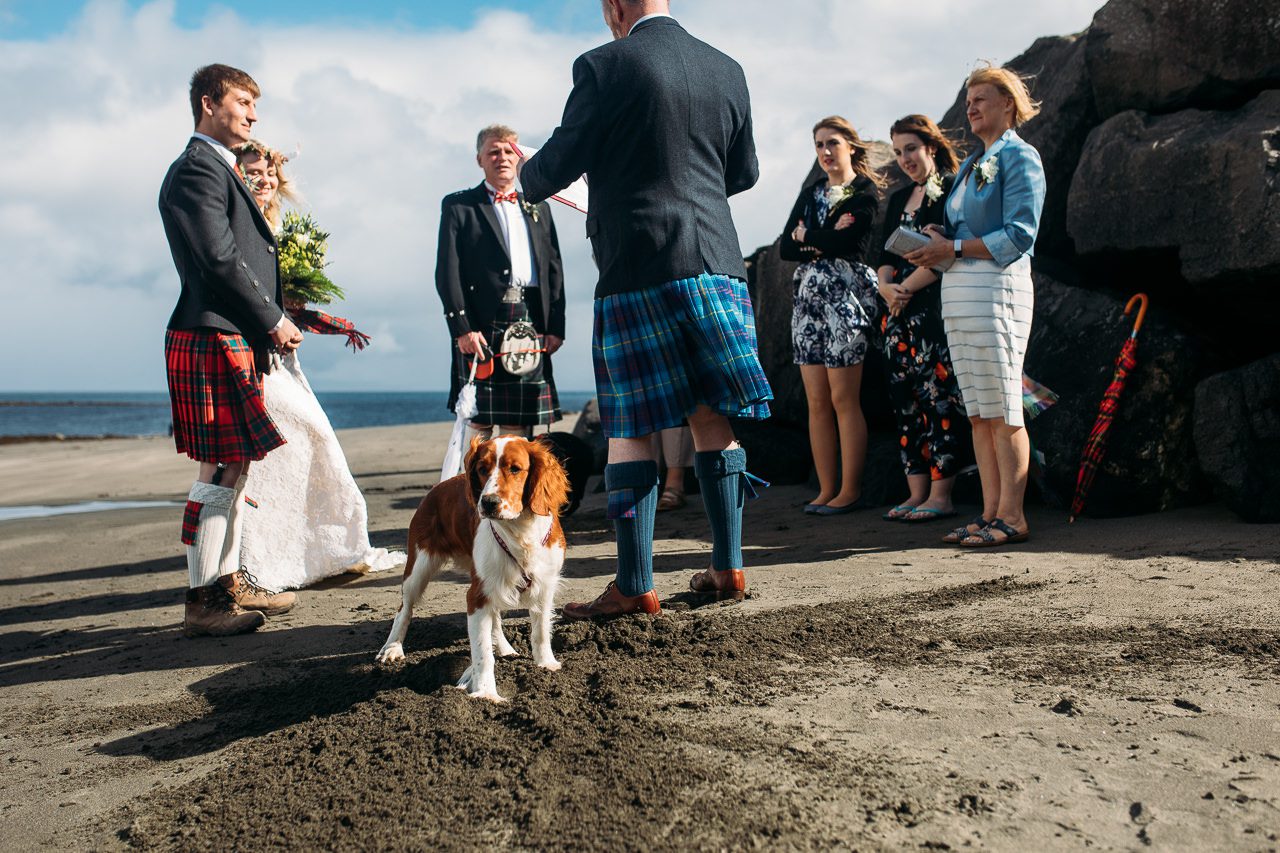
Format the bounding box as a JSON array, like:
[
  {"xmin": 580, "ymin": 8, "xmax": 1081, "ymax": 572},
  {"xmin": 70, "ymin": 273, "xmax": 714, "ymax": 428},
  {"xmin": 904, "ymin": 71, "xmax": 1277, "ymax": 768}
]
[{"xmin": 232, "ymin": 139, "xmax": 405, "ymax": 591}]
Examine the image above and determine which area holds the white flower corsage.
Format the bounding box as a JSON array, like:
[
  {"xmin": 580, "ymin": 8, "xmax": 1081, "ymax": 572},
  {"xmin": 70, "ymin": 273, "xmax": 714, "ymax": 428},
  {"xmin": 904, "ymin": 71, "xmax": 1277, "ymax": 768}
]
[
  {"xmin": 975, "ymin": 156, "xmax": 999, "ymax": 189},
  {"xmin": 826, "ymin": 183, "xmax": 854, "ymax": 208},
  {"xmin": 923, "ymin": 172, "xmax": 944, "ymax": 203},
  {"xmin": 520, "ymin": 200, "xmax": 540, "ymax": 223}
]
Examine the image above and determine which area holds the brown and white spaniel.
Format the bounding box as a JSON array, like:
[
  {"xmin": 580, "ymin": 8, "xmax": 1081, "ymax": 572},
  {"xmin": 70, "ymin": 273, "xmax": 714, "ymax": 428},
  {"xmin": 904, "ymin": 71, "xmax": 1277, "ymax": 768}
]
[{"xmin": 375, "ymin": 435, "xmax": 570, "ymax": 702}]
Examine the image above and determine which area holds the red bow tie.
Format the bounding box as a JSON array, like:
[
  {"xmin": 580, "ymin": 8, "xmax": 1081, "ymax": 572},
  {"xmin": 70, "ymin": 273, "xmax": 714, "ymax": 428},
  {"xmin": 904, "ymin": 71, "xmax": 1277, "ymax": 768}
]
[{"xmin": 492, "ymin": 191, "xmax": 518, "ymax": 204}]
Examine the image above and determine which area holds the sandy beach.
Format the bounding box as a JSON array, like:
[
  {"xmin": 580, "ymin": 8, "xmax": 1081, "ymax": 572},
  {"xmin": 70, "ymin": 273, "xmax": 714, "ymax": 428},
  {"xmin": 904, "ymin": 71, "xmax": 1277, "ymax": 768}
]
[{"xmin": 0, "ymin": 422, "xmax": 1277, "ymax": 850}]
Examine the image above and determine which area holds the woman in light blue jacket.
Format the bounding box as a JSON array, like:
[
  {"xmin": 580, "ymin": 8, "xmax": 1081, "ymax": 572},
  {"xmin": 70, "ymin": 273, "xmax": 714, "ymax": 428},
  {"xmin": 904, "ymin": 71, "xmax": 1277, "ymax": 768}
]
[{"xmin": 906, "ymin": 64, "xmax": 1046, "ymax": 548}]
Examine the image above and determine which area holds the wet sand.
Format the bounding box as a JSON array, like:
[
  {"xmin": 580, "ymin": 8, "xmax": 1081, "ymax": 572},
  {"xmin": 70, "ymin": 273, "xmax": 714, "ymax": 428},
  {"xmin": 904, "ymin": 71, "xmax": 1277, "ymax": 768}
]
[{"xmin": 0, "ymin": 423, "xmax": 1277, "ymax": 850}]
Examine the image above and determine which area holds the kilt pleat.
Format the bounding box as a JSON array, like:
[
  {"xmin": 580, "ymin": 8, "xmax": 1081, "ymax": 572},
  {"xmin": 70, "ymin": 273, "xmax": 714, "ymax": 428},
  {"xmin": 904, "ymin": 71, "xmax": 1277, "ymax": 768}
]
[
  {"xmin": 165, "ymin": 329, "xmax": 286, "ymax": 462},
  {"xmin": 592, "ymin": 274, "xmax": 772, "ymax": 438}
]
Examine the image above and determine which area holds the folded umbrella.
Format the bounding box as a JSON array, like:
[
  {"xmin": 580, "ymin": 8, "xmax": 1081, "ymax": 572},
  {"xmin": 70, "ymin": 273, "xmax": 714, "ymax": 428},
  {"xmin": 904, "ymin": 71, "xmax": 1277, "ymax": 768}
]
[
  {"xmin": 440, "ymin": 358, "xmax": 479, "ymax": 481},
  {"xmin": 1069, "ymin": 293, "xmax": 1149, "ymax": 522}
]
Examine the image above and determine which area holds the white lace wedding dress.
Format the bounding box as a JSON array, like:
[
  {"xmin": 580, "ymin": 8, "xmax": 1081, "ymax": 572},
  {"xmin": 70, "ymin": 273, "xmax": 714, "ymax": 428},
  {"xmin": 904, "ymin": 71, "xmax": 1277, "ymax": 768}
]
[{"xmin": 241, "ymin": 351, "xmax": 404, "ymax": 590}]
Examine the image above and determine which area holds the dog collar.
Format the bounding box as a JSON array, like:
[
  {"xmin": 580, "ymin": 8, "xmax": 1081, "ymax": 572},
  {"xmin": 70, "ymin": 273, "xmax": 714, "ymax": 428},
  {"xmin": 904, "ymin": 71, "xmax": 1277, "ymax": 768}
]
[{"xmin": 489, "ymin": 522, "xmax": 550, "ymax": 592}]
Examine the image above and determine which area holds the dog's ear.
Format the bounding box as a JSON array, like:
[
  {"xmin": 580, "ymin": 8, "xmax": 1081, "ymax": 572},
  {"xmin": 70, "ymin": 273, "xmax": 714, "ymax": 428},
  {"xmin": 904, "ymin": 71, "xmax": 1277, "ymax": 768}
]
[
  {"xmin": 523, "ymin": 437, "xmax": 571, "ymax": 517},
  {"xmin": 466, "ymin": 439, "xmax": 486, "ymax": 503}
]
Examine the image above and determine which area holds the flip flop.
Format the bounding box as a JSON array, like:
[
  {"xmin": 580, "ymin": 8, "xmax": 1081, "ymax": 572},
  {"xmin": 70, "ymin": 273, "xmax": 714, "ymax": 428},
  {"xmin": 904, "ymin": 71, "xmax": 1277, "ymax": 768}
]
[
  {"xmin": 881, "ymin": 504, "xmax": 915, "ymax": 521},
  {"xmin": 959, "ymin": 517, "xmax": 1029, "ymax": 547},
  {"xmin": 901, "ymin": 507, "xmax": 958, "ymax": 523}
]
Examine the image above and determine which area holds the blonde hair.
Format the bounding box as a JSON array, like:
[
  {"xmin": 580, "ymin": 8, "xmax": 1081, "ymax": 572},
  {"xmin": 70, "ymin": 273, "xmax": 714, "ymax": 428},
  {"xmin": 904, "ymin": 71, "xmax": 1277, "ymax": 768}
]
[
  {"xmin": 965, "ymin": 63, "xmax": 1041, "ymax": 127},
  {"xmin": 233, "ymin": 139, "xmax": 295, "ymax": 230},
  {"xmin": 475, "ymin": 123, "xmax": 518, "ymax": 153},
  {"xmin": 812, "ymin": 115, "xmax": 885, "ymax": 189}
]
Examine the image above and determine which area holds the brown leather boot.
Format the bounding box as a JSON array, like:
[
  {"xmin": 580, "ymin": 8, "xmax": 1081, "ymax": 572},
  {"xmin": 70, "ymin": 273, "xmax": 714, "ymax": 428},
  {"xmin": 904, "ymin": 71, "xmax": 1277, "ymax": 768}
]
[
  {"xmin": 561, "ymin": 581, "xmax": 661, "ymax": 621},
  {"xmin": 228, "ymin": 569, "xmax": 297, "ymax": 616},
  {"xmin": 183, "ymin": 583, "xmax": 265, "ymax": 637}
]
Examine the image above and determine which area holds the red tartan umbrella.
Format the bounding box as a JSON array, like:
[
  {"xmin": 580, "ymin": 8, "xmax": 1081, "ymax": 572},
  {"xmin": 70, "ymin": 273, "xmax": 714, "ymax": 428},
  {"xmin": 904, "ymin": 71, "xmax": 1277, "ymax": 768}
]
[{"xmin": 1069, "ymin": 293, "xmax": 1149, "ymax": 522}]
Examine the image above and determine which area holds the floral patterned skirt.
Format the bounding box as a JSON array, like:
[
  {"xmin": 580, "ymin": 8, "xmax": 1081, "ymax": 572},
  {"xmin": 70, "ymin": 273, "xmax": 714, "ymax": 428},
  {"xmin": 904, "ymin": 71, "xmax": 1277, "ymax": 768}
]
[{"xmin": 791, "ymin": 258, "xmax": 879, "ymax": 368}]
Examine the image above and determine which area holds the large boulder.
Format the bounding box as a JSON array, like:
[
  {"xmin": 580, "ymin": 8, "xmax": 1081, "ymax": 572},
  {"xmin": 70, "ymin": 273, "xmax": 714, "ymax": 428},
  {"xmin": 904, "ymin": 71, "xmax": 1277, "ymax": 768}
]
[
  {"xmin": 745, "ymin": 241, "xmax": 803, "ymax": 425},
  {"xmin": 1193, "ymin": 353, "xmax": 1280, "ymax": 523},
  {"xmin": 1085, "ymin": 0, "xmax": 1280, "ymax": 119},
  {"xmin": 1024, "ymin": 272, "xmax": 1206, "ymax": 516},
  {"xmin": 940, "ymin": 33, "xmax": 1099, "ymax": 261},
  {"xmin": 1066, "ymin": 90, "xmax": 1280, "ymax": 289}
]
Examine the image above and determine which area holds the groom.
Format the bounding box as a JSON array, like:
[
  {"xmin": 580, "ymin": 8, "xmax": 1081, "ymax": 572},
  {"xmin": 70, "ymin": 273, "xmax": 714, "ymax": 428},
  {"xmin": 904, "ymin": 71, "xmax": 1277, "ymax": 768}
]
[
  {"xmin": 521, "ymin": 0, "xmax": 772, "ymax": 618},
  {"xmin": 158, "ymin": 64, "xmax": 299, "ymax": 637}
]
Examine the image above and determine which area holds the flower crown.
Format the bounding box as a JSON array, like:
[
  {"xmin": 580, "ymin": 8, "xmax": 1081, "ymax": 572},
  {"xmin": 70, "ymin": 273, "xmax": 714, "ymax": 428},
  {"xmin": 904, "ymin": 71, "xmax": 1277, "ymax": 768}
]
[{"xmin": 232, "ymin": 138, "xmax": 288, "ymax": 166}]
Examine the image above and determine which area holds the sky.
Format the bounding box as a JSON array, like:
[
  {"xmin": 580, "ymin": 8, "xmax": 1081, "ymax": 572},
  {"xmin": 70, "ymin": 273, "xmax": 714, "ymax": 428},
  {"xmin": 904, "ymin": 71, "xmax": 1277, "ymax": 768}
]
[{"xmin": 0, "ymin": 0, "xmax": 1106, "ymax": 393}]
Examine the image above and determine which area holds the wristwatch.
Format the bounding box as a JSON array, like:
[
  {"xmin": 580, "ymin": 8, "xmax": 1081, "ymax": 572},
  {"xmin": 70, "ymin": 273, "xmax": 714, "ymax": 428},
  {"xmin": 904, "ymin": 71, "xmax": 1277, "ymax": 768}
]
[{"xmin": 953, "ymin": 239, "xmax": 963, "ymax": 259}]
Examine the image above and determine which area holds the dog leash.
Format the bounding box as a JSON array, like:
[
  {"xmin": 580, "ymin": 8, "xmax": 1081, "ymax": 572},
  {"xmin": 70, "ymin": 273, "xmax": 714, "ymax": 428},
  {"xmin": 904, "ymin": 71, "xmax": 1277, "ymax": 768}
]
[{"xmin": 489, "ymin": 523, "xmax": 550, "ymax": 592}]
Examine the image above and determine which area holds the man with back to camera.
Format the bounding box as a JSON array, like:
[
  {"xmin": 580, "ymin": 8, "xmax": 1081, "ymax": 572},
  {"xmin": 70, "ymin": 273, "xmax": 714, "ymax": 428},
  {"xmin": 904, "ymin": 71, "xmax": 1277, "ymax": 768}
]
[{"xmin": 521, "ymin": 0, "xmax": 772, "ymax": 618}]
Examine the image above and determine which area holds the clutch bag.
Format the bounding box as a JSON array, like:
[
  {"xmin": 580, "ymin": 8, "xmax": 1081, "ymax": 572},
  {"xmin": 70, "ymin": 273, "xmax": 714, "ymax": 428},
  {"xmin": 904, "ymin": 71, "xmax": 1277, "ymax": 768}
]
[{"xmin": 884, "ymin": 226, "xmax": 953, "ymax": 272}]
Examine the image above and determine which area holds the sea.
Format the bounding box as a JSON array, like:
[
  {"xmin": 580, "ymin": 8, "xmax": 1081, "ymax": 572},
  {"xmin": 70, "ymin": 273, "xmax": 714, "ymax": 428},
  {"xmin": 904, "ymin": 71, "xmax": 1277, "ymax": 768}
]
[{"xmin": 0, "ymin": 391, "xmax": 597, "ymax": 439}]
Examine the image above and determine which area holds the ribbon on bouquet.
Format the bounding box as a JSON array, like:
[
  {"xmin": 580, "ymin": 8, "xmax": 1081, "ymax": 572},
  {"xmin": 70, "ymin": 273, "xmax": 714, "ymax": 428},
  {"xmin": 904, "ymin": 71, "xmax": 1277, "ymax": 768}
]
[{"xmin": 289, "ymin": 308, "xmax": 371, "ymax": 351}]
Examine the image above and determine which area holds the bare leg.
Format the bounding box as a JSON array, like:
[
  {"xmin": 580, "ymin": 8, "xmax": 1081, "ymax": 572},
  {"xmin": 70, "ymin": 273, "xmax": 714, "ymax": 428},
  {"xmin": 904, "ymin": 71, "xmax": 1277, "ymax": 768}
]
[
  {"xmin": 993, "ymin": 422, "xmax": 1030, "ymax": 533},
  {"xmin": 969, "ymin": 416, "xmax": 1001, "ymax": 523},
  {"xmin": 826, "ymin": 365, "xmax": 866, "ymax": 508},
  {"xmin": 686, "ymin": 405, "xmax": 738, "ymax": 452},
  {"xmin": 917, "ymin": 474, "xmax": 957, "ymax": 514},
  {"xmin": 800, "ymin": 365, "xmax": 837, "ymax": 505}
]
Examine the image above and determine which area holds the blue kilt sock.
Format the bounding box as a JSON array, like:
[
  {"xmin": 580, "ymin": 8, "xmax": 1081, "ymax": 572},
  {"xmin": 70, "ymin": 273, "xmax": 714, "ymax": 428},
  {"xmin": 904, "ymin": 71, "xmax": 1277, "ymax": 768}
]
[
  {"xmin": 694, "ymin": 447, "xmax": 747, "ymax": 571},
  {"xmin": 605, "ymin": 460, "xmax": 660, "ymax": 597}
]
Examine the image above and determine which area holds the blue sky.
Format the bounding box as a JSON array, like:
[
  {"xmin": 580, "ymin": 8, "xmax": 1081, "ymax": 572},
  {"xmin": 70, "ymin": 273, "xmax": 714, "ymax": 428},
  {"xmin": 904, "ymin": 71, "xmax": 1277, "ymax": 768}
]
[
  {"xmin": 0, "ymin": 0, "xmax": 1105, "ymax": 392},
  {"xmin": 0, "ymin": 0, "xmax": 604, "ymax": 37}
]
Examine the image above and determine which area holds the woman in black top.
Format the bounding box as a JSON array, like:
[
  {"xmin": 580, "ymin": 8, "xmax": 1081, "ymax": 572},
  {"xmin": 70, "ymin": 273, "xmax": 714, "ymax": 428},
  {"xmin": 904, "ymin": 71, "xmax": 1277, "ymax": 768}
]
[
  {"xmin": 779, "ymin": 116, "xmax": 881, "ymax": 515},
  {"xmin": 875, "ymin": 114, "xmax": 968, "ymax": 522}
]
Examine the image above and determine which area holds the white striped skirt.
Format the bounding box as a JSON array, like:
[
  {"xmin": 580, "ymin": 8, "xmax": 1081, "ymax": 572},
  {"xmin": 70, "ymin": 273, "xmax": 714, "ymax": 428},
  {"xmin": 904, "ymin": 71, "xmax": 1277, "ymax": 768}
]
[{"xmin": 941, "ymin": 256, "xmax": 1033, "ymax": 427}]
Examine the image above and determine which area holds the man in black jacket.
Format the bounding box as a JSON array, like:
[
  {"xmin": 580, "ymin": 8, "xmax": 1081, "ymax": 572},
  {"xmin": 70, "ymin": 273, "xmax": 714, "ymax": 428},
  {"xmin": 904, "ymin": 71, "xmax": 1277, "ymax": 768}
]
[
  {"xmin": 159, "ymin": 64, "xmax": 300, "ymax": 637},
  {"xmin": 436, "ymin": 124, "xmax": 566, "ymax": 439},
  {"xmin": 521, "ymin": 0, "xmax": 772, "ymax": 619}
]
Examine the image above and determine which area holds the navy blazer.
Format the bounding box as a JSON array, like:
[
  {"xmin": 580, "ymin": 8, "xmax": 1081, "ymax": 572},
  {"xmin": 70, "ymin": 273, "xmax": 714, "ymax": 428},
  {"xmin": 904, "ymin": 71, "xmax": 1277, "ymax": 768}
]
[
  {"xmin": 434, "ymin": 183, "xmax": 566, "ymax": 340},
  {"xmin": 944, "ymin": 129, "xmax": 1046, "ymax": 267},
  {"xmin": 159, "ymin": 137, "xmax": 283, "ymax": 373},
  {"xmin": 520, "ymin": 16, "xmax": 759, "ymax": 297}
]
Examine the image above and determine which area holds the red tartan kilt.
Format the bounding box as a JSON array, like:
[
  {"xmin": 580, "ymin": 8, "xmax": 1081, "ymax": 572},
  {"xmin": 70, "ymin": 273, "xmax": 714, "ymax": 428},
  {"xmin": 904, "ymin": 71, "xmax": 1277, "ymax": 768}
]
[{"xmin": 165, "ymin": 329, "xmax": 286, "ymax": 463}]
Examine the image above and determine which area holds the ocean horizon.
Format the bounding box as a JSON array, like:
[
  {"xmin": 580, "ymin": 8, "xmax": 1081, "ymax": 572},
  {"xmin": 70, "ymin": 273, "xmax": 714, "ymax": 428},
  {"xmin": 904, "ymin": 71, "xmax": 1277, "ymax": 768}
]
[{"xmin": 0, "ymin": 391, "xmax": 597, "ymax": 438}]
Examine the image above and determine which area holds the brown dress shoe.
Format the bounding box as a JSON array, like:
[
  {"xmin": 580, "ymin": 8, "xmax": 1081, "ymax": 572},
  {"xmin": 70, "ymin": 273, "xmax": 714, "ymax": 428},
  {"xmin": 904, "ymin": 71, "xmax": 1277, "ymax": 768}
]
[
  {"xmin": 689, "ymin": 567, "xmax": 746, "ymax": 600},
  {"xmin": 183, "ymin": 583, "xmax": 265, "ymax": 638},
  {"xmin": 561, "ymin": 581, "xmax": 660, "ymax": 621},
  {"xmin": 227, "ymin": 570, "xmax": 297, "ymax": 616}
]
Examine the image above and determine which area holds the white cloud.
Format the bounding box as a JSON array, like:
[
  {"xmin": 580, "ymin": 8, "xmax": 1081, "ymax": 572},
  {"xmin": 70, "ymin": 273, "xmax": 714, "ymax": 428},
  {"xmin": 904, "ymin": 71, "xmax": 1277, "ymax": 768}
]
[{"xmin": 0, "ymin": 0, "xmax": 1104, "ymax": 393}]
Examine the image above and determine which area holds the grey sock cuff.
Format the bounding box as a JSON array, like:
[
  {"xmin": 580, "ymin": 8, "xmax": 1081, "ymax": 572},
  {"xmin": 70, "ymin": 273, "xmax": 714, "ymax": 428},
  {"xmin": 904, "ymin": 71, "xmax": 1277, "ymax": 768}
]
[{"xmin": 694, "ymin": 447, "xmax": 747, "ymax": 478}]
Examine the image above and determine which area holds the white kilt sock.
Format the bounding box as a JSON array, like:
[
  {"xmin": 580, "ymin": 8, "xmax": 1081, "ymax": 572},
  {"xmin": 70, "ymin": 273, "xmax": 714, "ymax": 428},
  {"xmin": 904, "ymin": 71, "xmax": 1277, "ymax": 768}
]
[{"xmin": 185, "ymin": 482, "xmax": 236, "ymax": 589}]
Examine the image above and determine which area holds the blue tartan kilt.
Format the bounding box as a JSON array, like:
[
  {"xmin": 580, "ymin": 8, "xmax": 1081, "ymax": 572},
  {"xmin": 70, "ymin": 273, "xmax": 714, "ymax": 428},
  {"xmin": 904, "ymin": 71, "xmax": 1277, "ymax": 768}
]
[{"xmin": 592, "ymin": 274, "xmax": 773, "ymax": 438}]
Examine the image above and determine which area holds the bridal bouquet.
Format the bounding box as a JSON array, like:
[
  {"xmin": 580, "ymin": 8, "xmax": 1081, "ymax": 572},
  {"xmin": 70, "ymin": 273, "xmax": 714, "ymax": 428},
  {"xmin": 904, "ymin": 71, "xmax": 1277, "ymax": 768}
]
[{"xmin": 277, "ymin": 211, "xmax": 345, "ymax": 305}]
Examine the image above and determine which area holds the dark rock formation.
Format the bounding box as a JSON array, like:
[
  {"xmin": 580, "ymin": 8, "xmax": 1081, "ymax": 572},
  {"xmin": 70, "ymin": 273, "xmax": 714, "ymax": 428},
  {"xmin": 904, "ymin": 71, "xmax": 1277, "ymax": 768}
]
[
  {"xmin": 1067, "ymin": 90, "xmax": 1280, "ymax": 288},
  {"xmin": 1024, "ymin": 273, "xmax": 1205, "ymax": 516},
  {"xmin": 1193, "ymin": 353, "xmax": 1280, "ymax": 522},
  {"xmin": 1085, "ymin": 0, "xmax": 1280, "ymax": 118}
]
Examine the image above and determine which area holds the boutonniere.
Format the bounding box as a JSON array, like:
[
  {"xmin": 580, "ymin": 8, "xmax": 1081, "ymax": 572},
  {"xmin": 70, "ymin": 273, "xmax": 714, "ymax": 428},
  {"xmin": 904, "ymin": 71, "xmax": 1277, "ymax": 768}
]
[
  {"xmin": 974, "ymin": 155, "xmax": 999, "ymax": 189},
  {"xmin": 826, "ymin": 183, "xmax": 854, "ymax": 208},
  {"xmin": 520, "ymin": 200, "xmax": 540, "ymax": 223},
  {"xmin": 234, "ymin": 162, "xmax": 262, "ymax": 193},
  {"xmin": 923, "ymin": 172, "xmax": 944, "ymax": 204}
]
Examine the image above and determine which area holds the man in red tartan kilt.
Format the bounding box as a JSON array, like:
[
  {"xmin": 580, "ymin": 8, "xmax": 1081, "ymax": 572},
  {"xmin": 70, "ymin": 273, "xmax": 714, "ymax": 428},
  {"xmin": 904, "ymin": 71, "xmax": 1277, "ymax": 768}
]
[{"xmin": 159, "ymin": 64, "xmax": 302, "ymax": 637}]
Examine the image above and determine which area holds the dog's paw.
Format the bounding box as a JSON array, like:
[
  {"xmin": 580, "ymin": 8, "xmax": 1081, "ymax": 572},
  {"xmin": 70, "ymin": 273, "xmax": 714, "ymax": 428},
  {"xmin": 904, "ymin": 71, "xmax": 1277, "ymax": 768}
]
[
  {"xmin": 534, "ymin": 656, "xmax": 562, "ymax": 672},
  {"xmin": 468, "ymin": 689, "xmax": 506, "ymax": 703},
  {"xmin": 495, "ymin": 638, "xmax": 518, "ymax": 658},
  {"xmin": 375, "ymin": 642, "xmax": 405, "ymax": 664}
]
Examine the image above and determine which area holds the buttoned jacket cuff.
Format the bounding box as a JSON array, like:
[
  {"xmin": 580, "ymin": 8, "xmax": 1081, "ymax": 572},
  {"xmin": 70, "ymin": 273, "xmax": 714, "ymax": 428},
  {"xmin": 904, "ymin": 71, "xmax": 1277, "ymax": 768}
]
[{"xmin": 445, "ymin": 310, "xmax": 471, "ymax": 338}]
